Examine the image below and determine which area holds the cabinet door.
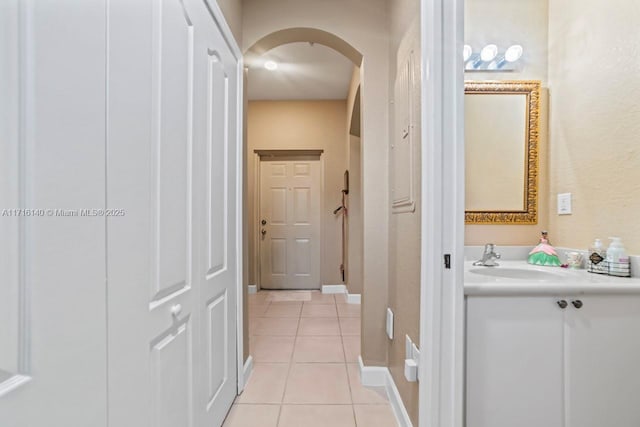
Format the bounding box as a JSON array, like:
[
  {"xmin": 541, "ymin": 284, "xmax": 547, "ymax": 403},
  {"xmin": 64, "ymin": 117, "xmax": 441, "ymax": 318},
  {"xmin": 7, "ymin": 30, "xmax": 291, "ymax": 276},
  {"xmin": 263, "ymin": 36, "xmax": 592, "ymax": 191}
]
[
  {"xmin": 466, "ymin": 296, "xmax": 565, "ymax": 427},
  {"xmin": 565, "ymin": 295, "xmax": 640, "ymax": 427}
]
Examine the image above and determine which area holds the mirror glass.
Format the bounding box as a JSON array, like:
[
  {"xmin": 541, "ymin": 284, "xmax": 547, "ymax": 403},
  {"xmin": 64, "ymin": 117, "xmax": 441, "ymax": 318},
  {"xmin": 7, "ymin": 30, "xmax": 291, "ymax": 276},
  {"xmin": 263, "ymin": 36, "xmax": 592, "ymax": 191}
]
[{"xmin": 464, "ymin": 80, "xmax": 540, "ymax": 224}]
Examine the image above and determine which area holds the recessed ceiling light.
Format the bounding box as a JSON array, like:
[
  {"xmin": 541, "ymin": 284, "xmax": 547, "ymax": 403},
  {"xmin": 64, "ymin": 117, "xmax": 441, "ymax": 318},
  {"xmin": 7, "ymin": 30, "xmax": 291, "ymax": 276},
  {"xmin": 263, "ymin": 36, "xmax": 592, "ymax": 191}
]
[{"xmin": 264, "ymin": 60, "xmax": 278, "ymax": 71}]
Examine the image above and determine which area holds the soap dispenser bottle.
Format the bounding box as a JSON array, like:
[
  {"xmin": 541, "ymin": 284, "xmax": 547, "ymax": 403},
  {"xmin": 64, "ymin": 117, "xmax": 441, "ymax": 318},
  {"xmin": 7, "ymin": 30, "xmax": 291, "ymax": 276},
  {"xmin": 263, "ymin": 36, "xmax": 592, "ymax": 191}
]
[
  {"xmin": 588, "ymin": 238, "xmax": 607, "ymax": 275},
  {"xmin": 607, "ymin": 237, "xmax": 631, "ymax": 277}
]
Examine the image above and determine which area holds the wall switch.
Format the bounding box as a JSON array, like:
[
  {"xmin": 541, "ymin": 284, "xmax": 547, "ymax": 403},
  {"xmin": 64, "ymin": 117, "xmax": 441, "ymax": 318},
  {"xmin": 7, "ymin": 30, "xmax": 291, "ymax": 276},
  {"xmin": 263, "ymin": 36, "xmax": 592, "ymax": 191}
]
[
  {"xmin": 386, "ymin": 308, "xmax": 394, "ymax": 340},
  {"xmin": 557, "ymin": 193, "xmax": 572, "ymax": 215}
]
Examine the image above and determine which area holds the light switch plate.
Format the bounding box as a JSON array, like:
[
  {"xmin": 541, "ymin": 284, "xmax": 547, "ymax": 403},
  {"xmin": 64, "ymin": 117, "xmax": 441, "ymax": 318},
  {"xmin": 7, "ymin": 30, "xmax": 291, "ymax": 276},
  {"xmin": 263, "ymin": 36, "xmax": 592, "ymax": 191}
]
[
  {"xmin": 557, "ymin": 193, "xmax": 572, "ymax": 215},
  {"xmin": 386, "ymin": 308, "xmax": 394, "ymax": 340}
]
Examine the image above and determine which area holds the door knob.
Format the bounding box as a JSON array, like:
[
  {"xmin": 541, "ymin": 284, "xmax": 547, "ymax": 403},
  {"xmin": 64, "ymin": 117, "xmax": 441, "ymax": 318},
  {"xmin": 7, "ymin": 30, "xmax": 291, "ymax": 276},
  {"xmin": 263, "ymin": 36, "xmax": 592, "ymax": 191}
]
[
  {"xmin": 557, "ymin": 300, "xmax": 568, "ymax": 309},
  {"xmin": 261, "ymin": 229, "xmax": 267, "ymax": 236},
  {"xmin": 170, "ymin": 304, "xmax": 182, "ymax": 317},
  {"xmin": 261, "ymin": 219, "xmax": 267, "ymax": 225},
  {"xmin": 571, "ymin": 300, "xmax": 583, "ymax": 309}
]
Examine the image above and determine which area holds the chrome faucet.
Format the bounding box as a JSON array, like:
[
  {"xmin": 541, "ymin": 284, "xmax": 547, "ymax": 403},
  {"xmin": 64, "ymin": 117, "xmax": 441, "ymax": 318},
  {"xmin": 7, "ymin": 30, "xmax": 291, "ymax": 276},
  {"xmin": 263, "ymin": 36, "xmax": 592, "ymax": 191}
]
[{"xmin": 473, "ymin": 243, "xmax": 501, "ymax": 266}]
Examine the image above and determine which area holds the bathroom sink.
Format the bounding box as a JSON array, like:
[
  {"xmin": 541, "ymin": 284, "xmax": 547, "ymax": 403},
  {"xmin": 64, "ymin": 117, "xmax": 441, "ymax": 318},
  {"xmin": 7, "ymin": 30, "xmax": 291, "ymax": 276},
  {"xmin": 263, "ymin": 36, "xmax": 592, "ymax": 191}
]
[{"xmin": 469, "ymin": 267, "xmax": 563, "ymax": 281}]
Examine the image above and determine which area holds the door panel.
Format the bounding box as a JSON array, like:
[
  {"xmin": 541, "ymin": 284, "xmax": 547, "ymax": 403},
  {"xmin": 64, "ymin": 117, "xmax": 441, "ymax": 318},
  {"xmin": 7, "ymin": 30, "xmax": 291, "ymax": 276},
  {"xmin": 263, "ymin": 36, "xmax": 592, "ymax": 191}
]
[
  {"xmin": 260, "ymin": 158, "xmax": 321, "ymax": 289},
  {"xmin": 466, "ymin": 296, "xmax": 564, "ymax": 427},
  {"xmin": 565, "ymin": 296, "xmax": 640, "ymax": 427},
  {"xmin": 107, "ymin": 0, "xmax": 240, "ymax": 425}
]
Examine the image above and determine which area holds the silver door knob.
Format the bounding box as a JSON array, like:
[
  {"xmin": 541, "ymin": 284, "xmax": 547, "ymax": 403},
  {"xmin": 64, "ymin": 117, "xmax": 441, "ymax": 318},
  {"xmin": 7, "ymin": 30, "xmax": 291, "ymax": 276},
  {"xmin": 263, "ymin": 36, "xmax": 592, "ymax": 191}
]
[{"xmin": 261, "ymin": 229, "xmax": 267, "ymax": 236}]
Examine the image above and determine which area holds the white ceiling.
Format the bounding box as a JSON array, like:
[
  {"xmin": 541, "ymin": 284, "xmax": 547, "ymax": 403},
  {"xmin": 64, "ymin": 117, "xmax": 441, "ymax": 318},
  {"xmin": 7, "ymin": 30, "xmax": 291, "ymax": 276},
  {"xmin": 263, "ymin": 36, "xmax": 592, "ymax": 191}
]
[{"xmin": 247, "ymin": 42, "xmax": 355, "ymax": 101}]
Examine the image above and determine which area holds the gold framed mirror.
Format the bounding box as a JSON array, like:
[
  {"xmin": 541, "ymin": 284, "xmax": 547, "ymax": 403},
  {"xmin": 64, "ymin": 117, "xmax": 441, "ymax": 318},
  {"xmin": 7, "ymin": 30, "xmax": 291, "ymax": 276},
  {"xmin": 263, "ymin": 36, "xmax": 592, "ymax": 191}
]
[{"xmin": 464, "ymin": 80, "xmax": 540, "ymax": 224}]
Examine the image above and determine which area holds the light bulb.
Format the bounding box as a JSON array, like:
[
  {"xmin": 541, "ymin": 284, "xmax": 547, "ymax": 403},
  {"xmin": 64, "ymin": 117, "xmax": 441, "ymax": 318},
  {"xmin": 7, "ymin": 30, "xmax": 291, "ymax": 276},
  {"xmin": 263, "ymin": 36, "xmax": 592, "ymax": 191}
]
[
  {"xmin": 264, "ymin": 60, "xmax": 278, "ymax": 71},
  {"xmin": 480, "ymin": 44, "xmax": 498, "ymax": 62},
  {"xmin": 463, "ymin": 44, "xmax": 473, "ymax": 62},
  {"xmin": 504, "ymin": 45, "xmax": 523, "ymax": 62}
]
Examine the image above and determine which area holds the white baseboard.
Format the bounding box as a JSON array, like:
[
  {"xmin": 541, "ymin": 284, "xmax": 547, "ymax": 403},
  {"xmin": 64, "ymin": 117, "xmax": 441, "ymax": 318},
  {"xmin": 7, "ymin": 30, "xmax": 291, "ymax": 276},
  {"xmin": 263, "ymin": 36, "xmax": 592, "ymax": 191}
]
[
  {"xmin": 346, "ymin": 293, "xmax": 361, "ymax": 304},
  {"xmin": 358, "ymin": 356, "xmax": 413, "ymax": 427},
  {"xmin": 240, "ymin": 355, "xmax": 253, "ymax": 392},
  {"xmin": 321, "ymin": 284, "xmax": 347, "ymax": 294},
  {"xmin": 247, "ymin": 284, "xmax": 257, "ymax": 294}
]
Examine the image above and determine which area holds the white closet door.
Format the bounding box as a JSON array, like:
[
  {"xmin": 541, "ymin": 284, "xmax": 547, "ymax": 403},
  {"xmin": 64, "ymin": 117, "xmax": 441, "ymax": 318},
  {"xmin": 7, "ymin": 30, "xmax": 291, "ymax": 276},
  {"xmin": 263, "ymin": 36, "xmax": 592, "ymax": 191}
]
[
  {"xmin": 106, "ymin": 0, "xmax": 240, "ymax": 425},
  {"xmin": 259, "ymin": 158, "xmax": 321, "ymax": 289}
]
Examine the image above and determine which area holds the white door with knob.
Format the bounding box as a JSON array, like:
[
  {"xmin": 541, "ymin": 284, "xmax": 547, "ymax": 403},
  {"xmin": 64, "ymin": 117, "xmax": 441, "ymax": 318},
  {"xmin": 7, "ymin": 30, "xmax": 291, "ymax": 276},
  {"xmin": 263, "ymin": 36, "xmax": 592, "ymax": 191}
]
[
  {"xmin": 107, "ymin": 0, "xmax": 241, "ymax": 426},
  {"xmin": 259, "ymin": 157, "xmax": 321, "ymax": 289}
]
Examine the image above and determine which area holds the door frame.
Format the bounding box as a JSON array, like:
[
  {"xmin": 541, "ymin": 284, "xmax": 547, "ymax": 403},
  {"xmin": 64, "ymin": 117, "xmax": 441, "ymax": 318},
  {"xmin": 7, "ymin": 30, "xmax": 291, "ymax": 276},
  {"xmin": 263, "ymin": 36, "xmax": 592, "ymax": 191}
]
[
  {"xmin": 202, "ymin": 0, "xmax": 246, "ymax": 395},
  {"xmin": 418, "ymin": 0, "xmax": 465, "ymax": 426},
  {"xmin": 253, "ymin": 149, "xmax": 325, "ymax": 290}
]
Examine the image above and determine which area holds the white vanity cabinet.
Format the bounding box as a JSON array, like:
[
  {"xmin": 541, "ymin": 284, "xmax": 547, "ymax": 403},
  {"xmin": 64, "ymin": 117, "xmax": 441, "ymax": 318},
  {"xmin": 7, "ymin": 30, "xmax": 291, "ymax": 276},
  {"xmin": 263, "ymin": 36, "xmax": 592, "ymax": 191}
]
[{"xmin": 466, "ymin": 294, "xmax": 640, "ymax": 427}]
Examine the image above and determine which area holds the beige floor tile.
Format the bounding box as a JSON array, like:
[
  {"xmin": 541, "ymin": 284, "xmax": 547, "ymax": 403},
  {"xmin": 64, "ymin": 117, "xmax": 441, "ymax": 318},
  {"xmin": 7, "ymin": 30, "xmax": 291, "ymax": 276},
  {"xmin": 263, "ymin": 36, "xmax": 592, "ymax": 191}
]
[
  {"xmin": 301, "ymin": 303, "xmax": 338, "ymax": 318},
  {"xmin": 283, "ymin": 363, "xmax": 352, "ymax": 404},
  {"xmin": 253, "ymin": 317, "xmax": 299, "ymax": 336},
  {"xmin": 278, "ymin": 405, "xmax": 355, "ymax": 427},
  {"xmin": 353, "ymin": 404, "xmax": 398, "ymax": 427},
  {"xmin": 249, "ymin": 304, "xmax": 270, "ymax": 317},
  {"xmin": 339, "ymin": 317, "xmax": 361, "ymax": 336},
  {"xmin": 248, "ymin": 293, "xmax": 270, "ymax": 305},
  {"xmin": 307, "ymin": 292, "xmax": 337, "ymax": 304},
  {"xmin": 251, "ymin": 336, "xmax": 296, "ymax": 363},
  {"xmin": 346, "ymin": 364, "xmax": 389, "ymax": 404},
  {"xmin": 336, "ymin": 303, "xmax": 361, "ymax": 318},
  {"xmin": 298, "ymin": 317, "xmax": 341, "ymax": 336},
  {"xmin": 238, "ymin": 363, "xmax": 289, "ymax": 404},
  {"xmin": 266, "ymin": 291, "xmax": 312, "ymax": 302},
  {"xmin": 341, "ymin": 336, "xmax": 361, "ymax": 363},
  {"xmin": 263, "ymin": 303, "xmax": 302, "ymax": 318},
  {"xmin": 249, "ymin": 318, "xmax": 263, "ymax": 336},
  {"xmin": 293, "ymin": 336, "xmax": 345, "ymax": 363},
  {"xmin": 222, "ymin": 404, "xmax": 280, "ymax": 427}
]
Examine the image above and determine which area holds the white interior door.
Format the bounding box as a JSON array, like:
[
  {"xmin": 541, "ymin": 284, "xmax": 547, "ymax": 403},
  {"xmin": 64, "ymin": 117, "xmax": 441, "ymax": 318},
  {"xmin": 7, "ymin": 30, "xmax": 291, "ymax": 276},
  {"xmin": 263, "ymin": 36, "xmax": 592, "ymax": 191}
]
[
  {"xmin": 0, "ymin": 1, "xmax": 108, "ymax": 425},
  {"xmin": 107, "ymin": 0, "xmax": 240, "ymax": 426},
  {"xmin": 259, "ymin": 157, "xmax": 321, "ymax": 289}
]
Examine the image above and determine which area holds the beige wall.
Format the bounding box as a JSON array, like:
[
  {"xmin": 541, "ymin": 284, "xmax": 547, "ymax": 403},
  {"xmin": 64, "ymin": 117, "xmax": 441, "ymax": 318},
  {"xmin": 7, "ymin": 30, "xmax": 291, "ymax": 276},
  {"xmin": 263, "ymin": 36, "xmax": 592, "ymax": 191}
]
[
  {"xmin": 346, "ymin": 66, "xmax": 363, "ymax": 295},
  {"xmin": 388, "ymin": 1, "xmax": 420, "ymax": 424},
  {"xmin": 247, "ymin": 100, "xmax": 348, "ymax": 287},
  {"xmin": 464, "ymin": 0, "xmax": 550, "ymax": 246},
  {"xmin": 243, "ymin": 0, "xmax": 391, "ymax": 365},
  {"xmin": 547, "ymin": 0, "xmax": 640, "ymax": 255},
  {"xmin": 216, "ymin": 0, "xmax": 242, "ymax": 45}
]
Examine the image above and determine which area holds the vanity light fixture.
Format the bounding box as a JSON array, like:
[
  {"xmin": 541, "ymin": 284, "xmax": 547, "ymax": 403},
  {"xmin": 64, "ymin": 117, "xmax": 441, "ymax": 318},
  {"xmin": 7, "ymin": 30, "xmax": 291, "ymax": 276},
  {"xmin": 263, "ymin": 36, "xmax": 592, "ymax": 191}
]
[
  {"xmin": 480, "ymin": 44, "xmax": 498, "ymax": 62},
  {"xmin": 264, "ymin": 60, "xmax": 278, "ymax": 71},
  {"xmin": 463, "ymin": 44, "xmax": 473, "ymax": 62},
  {"xmin": 493, "ymin": 44, "xmax": 524, "ymax": 69}
]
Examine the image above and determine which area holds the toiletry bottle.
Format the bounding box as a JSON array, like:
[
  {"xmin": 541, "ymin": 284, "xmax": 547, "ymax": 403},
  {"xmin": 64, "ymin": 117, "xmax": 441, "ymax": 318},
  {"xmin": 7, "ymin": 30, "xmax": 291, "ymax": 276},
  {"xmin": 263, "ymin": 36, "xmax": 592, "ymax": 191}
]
[
  {"xmin": 607, "ymin": 237, "xmax": 631, "ymax": 277},
  {"xmin": 588, "ymin": 238, "xmax": 607, "ymax": 274}
]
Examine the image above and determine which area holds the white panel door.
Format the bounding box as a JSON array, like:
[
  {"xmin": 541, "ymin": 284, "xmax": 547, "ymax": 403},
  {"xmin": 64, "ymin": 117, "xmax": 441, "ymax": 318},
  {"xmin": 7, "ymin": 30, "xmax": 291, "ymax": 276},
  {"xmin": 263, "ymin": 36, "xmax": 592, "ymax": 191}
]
[
  {"xmin": 565, "ymin": 295, "xmax": 640, "ymax": 427},
  {"xmin": 107, "ymin": 0, "xmax": 240, "ymax": 425},
  {"xmin": 260, "ymin": 159, "xmax": 321, "ymax": 289},
  {"xmin": 466, "ymin": 296, "xmax": 564, "ymax": 427},
  {"xmin": 189, "ymin": 0, "xmax": 240, "ymax": 425},
  {"xmin": 0, "ymin": 1, "xmax": 108, "ymax": 425}
]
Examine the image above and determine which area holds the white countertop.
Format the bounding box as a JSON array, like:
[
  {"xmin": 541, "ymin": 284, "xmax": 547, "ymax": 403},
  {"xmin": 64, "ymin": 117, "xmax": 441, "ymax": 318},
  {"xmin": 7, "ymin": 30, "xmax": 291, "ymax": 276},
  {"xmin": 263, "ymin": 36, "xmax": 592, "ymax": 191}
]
[{"xmin": 464, "ymin": 260, "xmax": 640, "ymax": 296}]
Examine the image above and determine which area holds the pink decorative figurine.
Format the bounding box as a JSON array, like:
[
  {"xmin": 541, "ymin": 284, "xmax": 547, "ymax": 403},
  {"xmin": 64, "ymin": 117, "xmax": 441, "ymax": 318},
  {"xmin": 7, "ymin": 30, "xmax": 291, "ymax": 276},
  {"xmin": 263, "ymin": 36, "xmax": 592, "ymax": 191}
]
[{"xmin": 528, "ymin": 230, "xmax": 561, "ymax": 266}]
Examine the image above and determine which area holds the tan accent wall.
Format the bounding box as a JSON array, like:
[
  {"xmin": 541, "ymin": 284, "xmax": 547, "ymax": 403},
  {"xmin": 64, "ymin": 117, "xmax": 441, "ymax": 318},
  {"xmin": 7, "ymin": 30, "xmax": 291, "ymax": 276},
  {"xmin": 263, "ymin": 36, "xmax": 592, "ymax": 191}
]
[
  {"xmin": 247, "ymin": 100, "xmax": 348, "ymax": 289},
  {"xmin": 243, "ymin": 0, "xmax": 390, "ymax": 365},
  {"xmin": 216, "ymin": 0, "xmax": 242, "ymax": 46},
  {"xmin": 346, "ymin": 66, "xmax": 363, "ymax": 295},
  {"xmin": 388, "ymin": 1, "xmax": 421, "ymax": 424},
  {"xmin": 547, "ymin": 0, "xmax": 640, "ymax": 255},
  {"xmin": 464, "ymin": 0, "xmax": 550, "ymax": 246}
]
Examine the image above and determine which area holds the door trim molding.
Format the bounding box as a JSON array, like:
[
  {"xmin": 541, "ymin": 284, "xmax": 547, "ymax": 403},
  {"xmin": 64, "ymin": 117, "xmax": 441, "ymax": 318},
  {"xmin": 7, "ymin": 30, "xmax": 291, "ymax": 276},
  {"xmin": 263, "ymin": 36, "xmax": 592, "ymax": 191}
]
[
  {"xmin": 419, "ymin": 0, "xmax": 464, "ymax": 426},
  {"xmin": 254, "ymin": 149, "xmax": 324, "ymax": 157}
]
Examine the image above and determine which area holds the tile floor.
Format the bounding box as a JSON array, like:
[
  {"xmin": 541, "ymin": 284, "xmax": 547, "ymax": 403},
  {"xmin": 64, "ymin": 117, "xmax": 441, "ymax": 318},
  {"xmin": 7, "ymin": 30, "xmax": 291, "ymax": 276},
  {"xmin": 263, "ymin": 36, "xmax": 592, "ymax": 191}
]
[{"xmin": 223, "ymin": 290, "xmax": 399, "ymax": 427}]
